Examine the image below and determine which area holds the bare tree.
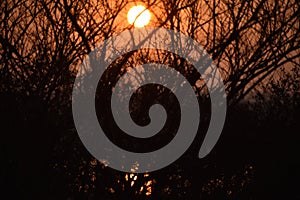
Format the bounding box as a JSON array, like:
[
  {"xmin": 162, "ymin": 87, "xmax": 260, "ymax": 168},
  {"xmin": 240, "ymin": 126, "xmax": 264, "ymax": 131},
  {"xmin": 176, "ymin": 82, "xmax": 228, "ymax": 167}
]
[
  {"xmin": 1, "ymin": 0, "xmax": 299, "ymax": 106},
  {"xmin": 0, "ymin": 0, "xmax": 299, "ymax": 198}
]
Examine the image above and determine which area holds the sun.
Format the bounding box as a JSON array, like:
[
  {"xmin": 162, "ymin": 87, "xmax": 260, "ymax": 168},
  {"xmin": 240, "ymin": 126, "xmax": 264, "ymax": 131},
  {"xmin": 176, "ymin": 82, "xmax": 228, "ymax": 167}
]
[{"xmin": 127, "ymin": 5, "xmax": 151, "ymax": 28}]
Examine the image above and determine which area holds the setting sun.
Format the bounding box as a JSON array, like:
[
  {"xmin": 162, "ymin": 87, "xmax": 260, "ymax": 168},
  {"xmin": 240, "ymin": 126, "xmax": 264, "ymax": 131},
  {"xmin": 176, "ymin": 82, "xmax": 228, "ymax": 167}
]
[{"xmin": 127, "ymin": 5, "xmax": 151, "ymax": 28}]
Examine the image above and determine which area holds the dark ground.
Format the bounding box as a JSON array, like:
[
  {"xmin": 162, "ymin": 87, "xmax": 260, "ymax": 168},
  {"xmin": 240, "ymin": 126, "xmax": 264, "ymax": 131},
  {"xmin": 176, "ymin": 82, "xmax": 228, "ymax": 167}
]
[{"xmin": 1, "ymin": 91, "xmax": 300, "ymax": 200}]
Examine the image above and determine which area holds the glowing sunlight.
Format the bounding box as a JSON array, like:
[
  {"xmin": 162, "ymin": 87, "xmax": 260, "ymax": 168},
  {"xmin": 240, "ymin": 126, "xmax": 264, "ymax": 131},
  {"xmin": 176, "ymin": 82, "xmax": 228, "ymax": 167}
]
[{"xmin": 127, "ymin": 5, "xmax": 151, "ymax": 28}]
